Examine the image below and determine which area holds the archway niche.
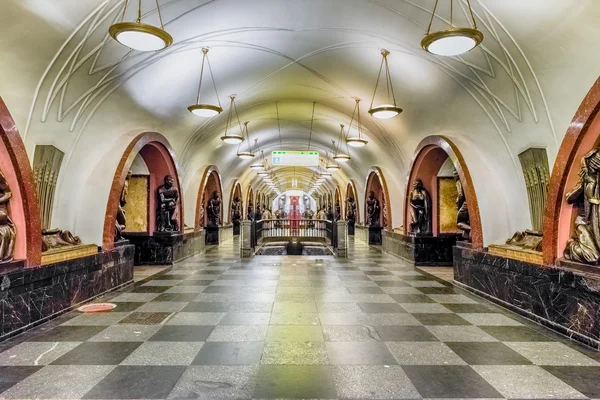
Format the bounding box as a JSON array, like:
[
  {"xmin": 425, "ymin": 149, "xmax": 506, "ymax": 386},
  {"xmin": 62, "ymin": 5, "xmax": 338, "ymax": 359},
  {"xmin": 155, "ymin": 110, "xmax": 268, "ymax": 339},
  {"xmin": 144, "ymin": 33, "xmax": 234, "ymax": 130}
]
[
  {"xmin": 346, "ymin": 180, "xmax": 360, "ymax": 235},
  {"xmin": 229, "ymin": 181, "xmax": 243, "ymax": 235},
  {"xmin": 0, "ymin": 98, "xmax": 42, "ymax": 268},
  {"xmin": 387, "ymin": 136, "xmax": 482, "ymax": 265},
  {"xmin": 195, "ymin": 166, "xmax": 224, "ymax": 244},
  {"xmin": 364, "ymin": 167, "xmax": 392, "ymax": 245},
  {"xmin": 104, "ymin": 132, "xmax": 188, "ymax": 265}
]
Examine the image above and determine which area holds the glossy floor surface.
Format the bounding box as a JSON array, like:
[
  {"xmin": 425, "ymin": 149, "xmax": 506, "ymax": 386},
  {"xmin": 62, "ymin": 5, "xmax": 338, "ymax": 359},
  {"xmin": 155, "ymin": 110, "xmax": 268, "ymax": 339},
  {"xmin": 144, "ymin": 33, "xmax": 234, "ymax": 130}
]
[{"xmin": 1, "ymin": 238, "xmax": 599, "ymax": 399}]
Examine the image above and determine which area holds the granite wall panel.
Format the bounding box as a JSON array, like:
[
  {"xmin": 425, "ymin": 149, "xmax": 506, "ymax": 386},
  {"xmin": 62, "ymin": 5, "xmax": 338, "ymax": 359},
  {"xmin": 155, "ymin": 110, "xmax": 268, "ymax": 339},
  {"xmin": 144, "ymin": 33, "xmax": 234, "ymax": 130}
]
[
  {"xmin": 0, "ymin": 244, "xmax": 134, "ymax": 341},
  {"xmin": 454, "ymin": 246, "xmax": 600, "ymax": 349}
]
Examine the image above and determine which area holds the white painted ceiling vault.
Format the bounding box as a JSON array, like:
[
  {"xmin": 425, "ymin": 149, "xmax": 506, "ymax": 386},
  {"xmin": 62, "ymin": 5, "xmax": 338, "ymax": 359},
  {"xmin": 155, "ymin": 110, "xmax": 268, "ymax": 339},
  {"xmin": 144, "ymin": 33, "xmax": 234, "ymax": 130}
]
[{"xmin": 1, "ymin": 0, "xmax": 599, "ymax": 246}]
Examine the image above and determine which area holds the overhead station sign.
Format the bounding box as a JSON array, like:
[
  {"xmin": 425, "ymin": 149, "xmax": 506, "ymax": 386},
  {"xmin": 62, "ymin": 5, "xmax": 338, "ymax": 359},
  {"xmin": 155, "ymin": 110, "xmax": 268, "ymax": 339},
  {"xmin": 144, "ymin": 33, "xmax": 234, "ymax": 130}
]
[{"xmin": 272, "ymin": 151, "xmax": 319, "ymax": 167}]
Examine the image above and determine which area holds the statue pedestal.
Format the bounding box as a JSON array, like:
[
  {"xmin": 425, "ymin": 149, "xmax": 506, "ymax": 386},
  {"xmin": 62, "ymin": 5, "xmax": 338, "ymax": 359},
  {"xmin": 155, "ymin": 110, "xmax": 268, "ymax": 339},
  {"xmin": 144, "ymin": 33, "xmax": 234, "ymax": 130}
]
[
  {"xmin": 206, "ymin": 226, "xmax": 220, "ymax": 244},
  {"xmin": 382, "ymin": 231, "xmax": 460, "ymax": 266},
  {"xmin": 123, "ymin": 230, "xmax": 205, "ymax": 265},
  {"xmin": 368, "ymin": 226, "xmax": 383, "ymax": 245},
  {"xmin": 233, "ymin": 222, "xmax": 240, "ymax": 236},
  {"xmin": 348, "ymin": 222, "xmax": 355, "ymax": 236}
]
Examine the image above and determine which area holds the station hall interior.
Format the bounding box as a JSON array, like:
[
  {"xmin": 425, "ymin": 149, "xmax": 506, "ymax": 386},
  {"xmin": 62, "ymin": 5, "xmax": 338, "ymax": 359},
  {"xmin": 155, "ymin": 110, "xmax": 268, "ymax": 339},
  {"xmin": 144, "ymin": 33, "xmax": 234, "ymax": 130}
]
[{"xmin": 1, "ymin": 0, "xmax": 600, "ymax": 399}]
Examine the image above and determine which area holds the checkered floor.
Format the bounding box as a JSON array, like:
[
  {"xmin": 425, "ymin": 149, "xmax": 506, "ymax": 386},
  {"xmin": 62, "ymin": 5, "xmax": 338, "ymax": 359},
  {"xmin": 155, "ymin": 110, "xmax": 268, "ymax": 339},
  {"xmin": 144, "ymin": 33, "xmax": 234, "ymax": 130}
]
[{"xmin": 1, "ymin": 238, "xmax": 599, "ymax": 399}]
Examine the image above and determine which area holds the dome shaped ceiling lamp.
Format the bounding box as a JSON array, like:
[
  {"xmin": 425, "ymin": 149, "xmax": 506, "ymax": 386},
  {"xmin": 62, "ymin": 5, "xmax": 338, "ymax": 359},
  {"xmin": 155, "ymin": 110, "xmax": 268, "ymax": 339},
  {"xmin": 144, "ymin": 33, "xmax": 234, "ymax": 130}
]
[
  {"xmin": 368, "ymin": 49, "xmax": 403, "ymax": 119},
  {"xmin": 346, "ymin": 98, "xmax": 368, "ymax": 148},
  {"xmin": 109, "ymin": 0, "xmax": 173, "ymax": 52},
  {"xmin": 236, "ymin": 121, "xmax": 255, "ymax": 160},
  {"xmin": 421, "ymin": 0, "xmax": 483, "ymax": 56},
  {"xmin": 187, "ymin": 48, "xmax": 223, "ymax": 117},
  {"xmin": 220, "ymin": 95, "xmax": 244, "ymax": 144},
  {"xmin": 333, "ymin": 123, "xmax": 351, "ymax": 163}
]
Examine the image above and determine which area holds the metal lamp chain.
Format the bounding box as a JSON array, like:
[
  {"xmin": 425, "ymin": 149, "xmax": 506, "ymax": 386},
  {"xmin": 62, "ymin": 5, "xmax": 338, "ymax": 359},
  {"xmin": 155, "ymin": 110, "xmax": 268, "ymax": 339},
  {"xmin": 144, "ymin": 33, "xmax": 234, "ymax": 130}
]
[
  {"xmin": 307, "ymin": 101, "xmax": 316, "ymax": 151},
  {"xmin": 426, "ymin": 0, "xmax": 440, "ymax": 35},
  {"xmin": 369, "ymin": 55, "xmax": 386, "ymax": 109},
  {"xmin": 196, "ymin": 50, "xmax": 207, "ymax": 105},
  {"xmin": 155, "ymin": 0, "xmax": 165, "ymax": 29},
  {"xmin": 206, "ymin": 55, "xmax": 222, "ymax": 107}
]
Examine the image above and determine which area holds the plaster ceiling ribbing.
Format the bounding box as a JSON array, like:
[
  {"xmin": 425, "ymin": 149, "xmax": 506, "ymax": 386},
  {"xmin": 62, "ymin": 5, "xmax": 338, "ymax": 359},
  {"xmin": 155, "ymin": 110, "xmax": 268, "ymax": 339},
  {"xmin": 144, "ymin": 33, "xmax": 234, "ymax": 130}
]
[{"xmin": 22, "ymin": 0, "xmax": 556, "ymax": 182}]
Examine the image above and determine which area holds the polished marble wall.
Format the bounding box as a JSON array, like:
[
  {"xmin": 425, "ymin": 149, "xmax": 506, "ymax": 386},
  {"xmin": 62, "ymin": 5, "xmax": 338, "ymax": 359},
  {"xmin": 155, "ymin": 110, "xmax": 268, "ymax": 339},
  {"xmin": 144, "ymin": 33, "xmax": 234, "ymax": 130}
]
[
  {"xmin": 454, "ymin": 245, "xmax": 600, "ymax": 349},
  {"xmin": 0, "ymin": 244, "xmax": 134, "ymax": 340}
]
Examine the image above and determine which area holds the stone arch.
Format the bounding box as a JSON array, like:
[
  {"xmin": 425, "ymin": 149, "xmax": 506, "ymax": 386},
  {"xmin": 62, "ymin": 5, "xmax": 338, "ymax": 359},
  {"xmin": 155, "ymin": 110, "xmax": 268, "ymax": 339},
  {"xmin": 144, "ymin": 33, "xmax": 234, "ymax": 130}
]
[
  {"xmin": 365, "ymin": 167, "xmax": 392, "ymax": 229},
  {"xmin": 403, "ymin": 135, "xmax": 483, "ymax": 249},
  {"xmin": 543, "ymin": 77, "xmax": 600, "ymax": 265},
  {"xmin": 195, "ymin": 166, "xmax": 223, "ymax": 229},
  {"xmin": 246, "ymin": 187, "xmax": 254, "ymax": 219},
  {"xmin": 334, "ymin": 187, "xmax": 342, "ymax": 218},
  {"xmin": 102, "ymin": 132, "xmax": 183, "ymax": 250},
  {"xmin": 346, "ymin": 180, "xmax": 360, "ymax": 224},
  {"xmin": 228, "ymin": 180, "xmax": 243, "ymax": 224},
  {"xmin": 0, "ymin": 98, "xmax": 42, "ymax": 265}
]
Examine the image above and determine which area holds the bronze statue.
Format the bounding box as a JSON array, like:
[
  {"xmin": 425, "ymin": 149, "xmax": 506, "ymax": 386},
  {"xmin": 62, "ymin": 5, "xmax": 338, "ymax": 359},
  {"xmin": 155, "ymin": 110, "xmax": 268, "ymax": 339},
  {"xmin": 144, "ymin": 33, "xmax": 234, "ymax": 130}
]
[
  {"xmin": 366, "ymin": 190, "xmax": 381, "ymax": 227},
  {"xmin": 506, "ymin": 230, "xmax": 543, "ymax": 251},
  {"xmin": 346, "ymin": 197, "xmax": 356, "ymax": 225},
  {"xmin": 454, "ymin": 169, "xmax": 471, "ymax": 240},
  {"xmin": 207, "ymin": 191, "xmax": 221, "ymax": 226},
  {"xmin": 42, "ymin": 229, "xmax": 82, "ymax": 252},
  {"xmin": 231, "ymin": 196, "xmax": 241, "ymax": 226},
  {"xmin": 0, "ymin": 170, "xmax": 16, "ymax": 262},
  {"xmin": 335, "ymin": 201, "xmax": 342, "ymax": 221},
  {"xmin": 564, "ymin": 148, "xmax": 600, "ymax": 264},
  {"xmin": 156, "ymin": 175, "xmax": 179, "ymax": 232},
  {"xmin": 115, "ymin": 170, "xmax": 132, "ymax": 241},
  {"xmin": 247, "ymin": 200, "xmax": 254, "ymax": 221},
  {"xmin": 409, "ymin": 179, "xmax": 431, "ymax": 235}
]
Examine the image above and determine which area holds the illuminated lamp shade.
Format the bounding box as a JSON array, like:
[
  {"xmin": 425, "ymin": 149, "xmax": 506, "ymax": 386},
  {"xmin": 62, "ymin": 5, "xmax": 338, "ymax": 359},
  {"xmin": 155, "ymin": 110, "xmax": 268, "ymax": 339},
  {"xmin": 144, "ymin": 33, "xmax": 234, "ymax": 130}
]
[
  {"xmin": 221, "ymin": 135, "xmax": 243, "ymax": 145},
  {"xmin": 258, "ymin": 171, "xmax": 269, "ymax": 177},
  {"xmin": 326, "ymin": 164, "xmax": 340, "ymax": 172},
  {"xmin": 333, "ymin": 153, "xmax": 351, "ymax": 163},
  {"xmin": 237, "ymin": 151, "xmax": 254, "ymax": 160},
  {"xmin": 187, "ymin": 104, "xmax": 223, "ymax": 118},
  {"xmin": 250, "ymin": 163, "xmax": 263, "ymax": 170},
  {"xmin": 368, "ymin": 104, "xmax": 402, "ymax": 119},
  {"xmin": 109, "ymin": 22, "xmax": 173, "ymax": 52},
  {"xmin": 421, "ymin": 28, "xmax": 483, "ymax": 56},
  {"xmin": 346, "ymin": 138, "xmax": 368, "ymax": 148}
]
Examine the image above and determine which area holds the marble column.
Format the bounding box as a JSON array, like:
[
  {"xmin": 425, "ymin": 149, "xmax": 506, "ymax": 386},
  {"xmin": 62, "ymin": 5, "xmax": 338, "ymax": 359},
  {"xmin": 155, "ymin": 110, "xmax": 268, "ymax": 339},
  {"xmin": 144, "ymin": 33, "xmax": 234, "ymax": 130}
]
[
  {"xmin": 336, "ymin": 220, "xmax": 348, "ymax": 258},
  {"xmin": 241, "ymin": 220, "xmax": 252, "ymax": 258}
]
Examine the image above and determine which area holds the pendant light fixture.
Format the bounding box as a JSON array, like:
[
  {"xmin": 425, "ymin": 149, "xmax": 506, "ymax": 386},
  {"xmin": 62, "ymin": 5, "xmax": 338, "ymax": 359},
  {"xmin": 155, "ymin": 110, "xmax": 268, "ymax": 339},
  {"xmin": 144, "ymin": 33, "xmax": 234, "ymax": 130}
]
[
  {"xmin": 220, "ymin": 95, "xmax": 244, "ymax": 144},
  {"xmin": 250, "ymin": 143, "xmax": 264, "ymax": 170},
  {"xmin": 187, "ymin": 48, "xmax": 223, "ymax": 117},
  {"xmin": 326, "ymin": 141, "xmax": 340, "ymax": 171},
  {"xmin": 368, "ymin": 49, "xmax": 403, "ymax": 119},
  {"xmin": 109, "ymin": 0, "xmax": 173, "ymax": 52},
  {"xmin": 237, "ymin": 121, "xmax": 255, "ymax": 160},
  {"xmin": 346, "ymin": 98, "xmax": 368, "ymax": 148},
  {"xmin": 333, "ymin": 123, "xmax": 351, "ymax": 163},
  {"xmin": 421, "ymin": 0, "xmax": 483, "ymax": 57}
]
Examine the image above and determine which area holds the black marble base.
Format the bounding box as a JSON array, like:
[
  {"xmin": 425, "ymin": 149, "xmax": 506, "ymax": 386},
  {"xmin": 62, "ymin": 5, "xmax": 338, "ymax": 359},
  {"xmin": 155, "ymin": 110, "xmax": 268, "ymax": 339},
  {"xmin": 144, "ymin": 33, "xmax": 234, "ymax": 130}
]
[
  {"xmin": 383, "ymin": 231, "xmax": 460, "ymax": 266},
  {"xmin": 206, "ymin": 226, "xmax": 219, "ymax": 245},
  {"xmin": 454, "ymin": 246, "xmax": 600, "ymax": 349},
  {"xmin": 0, "ymin": 245, "xmax": 134, "ymax": 341},
  {"xmin": 233, "ymin": 223, "xmax": 241, "ymax": 236},
  {"xmin": 368, "ymin": 226, "xmax": 382, "ymax": 245},
  {"xmin": 123, "ymin": 230, "xmax": 205, "ymax": 266},
  {"xmin": 348, "ymin": 223, "xmax": 355, "ymax": 236}
]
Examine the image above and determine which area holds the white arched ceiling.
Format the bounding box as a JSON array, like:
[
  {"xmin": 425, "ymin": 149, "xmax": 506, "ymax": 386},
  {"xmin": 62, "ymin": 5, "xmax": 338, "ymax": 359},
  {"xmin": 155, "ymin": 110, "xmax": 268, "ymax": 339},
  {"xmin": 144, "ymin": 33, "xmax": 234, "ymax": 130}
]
[{"xmin": 1, "ymin": 0, "xmax": 599, "ymax": 245}]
